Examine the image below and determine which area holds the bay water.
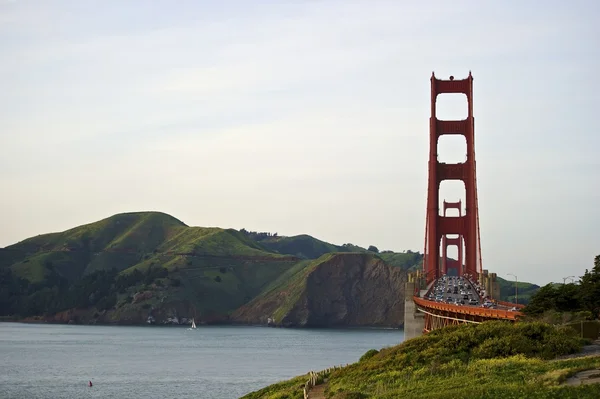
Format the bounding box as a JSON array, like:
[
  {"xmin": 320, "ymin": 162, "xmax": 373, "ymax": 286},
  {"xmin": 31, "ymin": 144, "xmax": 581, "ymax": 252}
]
[{"xmin": 0, "ymin": 323, "xmax": 404, "ymax": 398}]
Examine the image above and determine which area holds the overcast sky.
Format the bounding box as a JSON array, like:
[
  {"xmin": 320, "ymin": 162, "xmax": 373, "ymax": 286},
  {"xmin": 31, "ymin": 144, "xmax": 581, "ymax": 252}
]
[{"xmin": 1, "ymin": 0, "xmax": 598, "ymax": 285}]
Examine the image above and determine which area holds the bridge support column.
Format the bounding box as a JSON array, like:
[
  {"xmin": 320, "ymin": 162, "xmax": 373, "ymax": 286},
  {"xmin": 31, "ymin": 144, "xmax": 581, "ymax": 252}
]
[
  {"xmin": 404, "ymin": 281, "xmax": 425, "ymax": 340},
  {"xmin": 423, "ymin": 72, "xmax": 483, "ymax": 283}
]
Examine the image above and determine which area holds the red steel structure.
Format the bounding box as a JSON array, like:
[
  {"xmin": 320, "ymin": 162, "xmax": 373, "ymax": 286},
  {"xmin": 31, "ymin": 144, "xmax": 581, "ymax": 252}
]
[
  {"xmin": 441, "ymin": 200, "xmax": 463, "ymax": 276},
  {"xmin": 423, "ymin": 72, "xmax": 483, "ymax": 284},
  {"xmin": 413, "ymin": 297, "xmax": 522, "ymax": 332}
]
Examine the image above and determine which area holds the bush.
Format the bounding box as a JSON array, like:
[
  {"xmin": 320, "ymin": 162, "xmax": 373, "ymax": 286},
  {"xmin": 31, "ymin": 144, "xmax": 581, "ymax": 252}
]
[
  {"xmin": 365, "ymin": 321, "xmax": 583, "ymax": 371},
  {"xmin": 359, "ymin": 349, "xmax": 379, "ymax": 362}
]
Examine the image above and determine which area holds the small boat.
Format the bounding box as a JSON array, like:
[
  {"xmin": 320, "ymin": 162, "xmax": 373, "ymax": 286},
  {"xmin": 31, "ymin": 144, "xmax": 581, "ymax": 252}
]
[{"xmin": 188, "ymin": 318, "xmax": 197, "ymax": 330}]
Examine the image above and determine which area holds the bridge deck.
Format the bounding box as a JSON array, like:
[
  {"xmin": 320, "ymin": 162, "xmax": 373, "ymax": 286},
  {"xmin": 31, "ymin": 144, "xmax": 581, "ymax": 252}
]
[
  {"xmin": 412, "ymin": 275, "xmax": 524, "ymax": 332},
  {"xmin": 414, "ymin": 296, "xmax": 522, "ymax": 320}
]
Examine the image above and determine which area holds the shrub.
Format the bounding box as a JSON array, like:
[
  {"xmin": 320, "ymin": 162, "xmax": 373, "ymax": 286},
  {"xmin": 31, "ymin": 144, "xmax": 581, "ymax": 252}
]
[{"xmin": 359, "ymin": 349, "xmax": 379, "ymax": 362}]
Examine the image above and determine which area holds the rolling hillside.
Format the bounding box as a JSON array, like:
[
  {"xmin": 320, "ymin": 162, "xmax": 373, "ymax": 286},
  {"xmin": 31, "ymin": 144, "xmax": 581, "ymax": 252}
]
[
  {"xmin": 0, "ymin": 211, "xmax": 535, "ymax": 326},
  {"xmin": 1, "ymin": 212, "xmax": 286, "ymax": 283},
  {"xmin": 0, "ymin": 212, "xmax": 422, "ymax": 325},
  {"xmin": 0, "ymin": 212, "xmax": 300, "ymax": 323}
]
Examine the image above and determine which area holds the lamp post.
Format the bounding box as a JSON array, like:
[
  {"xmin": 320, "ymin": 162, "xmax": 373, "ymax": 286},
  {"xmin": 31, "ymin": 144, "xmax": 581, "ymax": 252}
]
[
  {"xmin": 562, "ymin": 276, "xmax": 575, "ymax": 284},
  {"xmin": 507, "ymin": 273, "xmax": 518, "ymax": 305}
]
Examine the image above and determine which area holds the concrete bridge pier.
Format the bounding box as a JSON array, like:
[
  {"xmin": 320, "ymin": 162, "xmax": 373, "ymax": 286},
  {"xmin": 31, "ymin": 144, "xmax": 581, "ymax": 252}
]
[{"xmin": 404, "ymin": 281, "xmax": 425, "ymax": 340}]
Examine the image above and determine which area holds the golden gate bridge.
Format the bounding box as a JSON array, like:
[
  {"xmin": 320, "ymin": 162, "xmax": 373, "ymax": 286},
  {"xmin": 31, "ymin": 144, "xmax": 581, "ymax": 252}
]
[{"xmin": 404, "ymin": 72, "xmax": 524, "ymax": 339}]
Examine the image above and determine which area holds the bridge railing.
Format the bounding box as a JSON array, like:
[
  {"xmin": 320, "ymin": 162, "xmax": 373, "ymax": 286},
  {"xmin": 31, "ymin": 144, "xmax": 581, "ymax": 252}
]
[
  {"xmin": 495, "ymin": 300, "xmax": 525, "ymax": 309},
  {"xmin": 413, "ymin": 296, "xmax": 523, "ymax": 321},
  {"xmin": 303, "ymin": 365, "xmax": 345, "ymax": 399}
]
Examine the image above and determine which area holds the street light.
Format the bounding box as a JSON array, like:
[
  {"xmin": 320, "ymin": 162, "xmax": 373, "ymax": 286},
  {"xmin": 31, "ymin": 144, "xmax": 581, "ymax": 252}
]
[
  {"xmin": 507, "ymin": 273, "xmax": 518, "ymax": 305},
  {"xmin": 562, "ymin": 276, "xmax": 576, "ymax": 284}
]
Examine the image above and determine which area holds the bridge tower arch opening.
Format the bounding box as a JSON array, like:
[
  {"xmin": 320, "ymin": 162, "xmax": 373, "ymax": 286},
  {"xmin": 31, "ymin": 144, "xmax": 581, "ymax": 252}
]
[
  {"xmin": 442, "ymin": 201, "xmax": 464, "ymax": 276},
  {"xmin": 423, "ymin": 72, "xmax": 483, "ymax": 284}
]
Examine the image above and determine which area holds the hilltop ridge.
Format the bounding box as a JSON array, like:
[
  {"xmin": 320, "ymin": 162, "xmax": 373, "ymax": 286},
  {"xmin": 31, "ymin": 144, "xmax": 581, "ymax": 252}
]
[{"xmin": 0, "ymin": 212, "xmax": 422, "ymax": 326}]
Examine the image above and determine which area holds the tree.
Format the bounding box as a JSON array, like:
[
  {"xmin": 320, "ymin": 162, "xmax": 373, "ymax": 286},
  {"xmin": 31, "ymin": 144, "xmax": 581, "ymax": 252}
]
[
  {"xmin": 368, "ymin": 245, "xmax": 379, "ymax": 253},
  {"xmin": 579, "ymin": 255, "xmax": 600, "ymax": 318},
  {"xmin": 522, "ymin": 283, "xmax": 559, "ymax": 316},
  {"xmin": 523, "ymin": 255, "xmax": 600, "ymax": 319}
]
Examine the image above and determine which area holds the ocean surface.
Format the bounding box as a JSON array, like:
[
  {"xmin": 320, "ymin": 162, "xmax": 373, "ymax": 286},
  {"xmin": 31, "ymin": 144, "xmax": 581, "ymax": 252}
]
[{"xmin": 0, "ymin": 323, "xmax": 404, "ymax": 399}]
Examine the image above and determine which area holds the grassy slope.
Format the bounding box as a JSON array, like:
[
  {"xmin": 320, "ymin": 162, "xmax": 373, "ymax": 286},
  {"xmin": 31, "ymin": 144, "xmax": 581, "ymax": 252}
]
[
  {"xmin": 379, "ymin": 251, "xmax": 424, "ymax": 271},
  {"xmin": 1, "ymin": 212, "xmax": 286, "ymax": 283},
  {"xmin": 259, "ymin": 235, "xmax": 343, "ymax": 259},
  {"xmin": 258, "ymin": 235, "xmax": 425, "ymax": 272},
  {"xmin": 233, "ymin": 254, "xmax": 334, "ymax": 322},
  {"xmin": 242, "ymin": 321, "xmax": 600, "ymax": 399},
  {"xmin": 1, "ymin": 212, "xmax": 305, "ymax": 320},
  {"xmin": 2, "ymin": 211, "xmax": 423, "ymax": 286},
  {"xmin": 1, "ymin": 211, "xmax": 542, "ymax": 322}
]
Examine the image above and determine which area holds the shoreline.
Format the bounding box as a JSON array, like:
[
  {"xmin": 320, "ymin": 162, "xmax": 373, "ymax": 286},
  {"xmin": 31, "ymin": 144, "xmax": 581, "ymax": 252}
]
[{"xmin": 0, "ymin": 318, "xmax": 404, "ymax": 331}]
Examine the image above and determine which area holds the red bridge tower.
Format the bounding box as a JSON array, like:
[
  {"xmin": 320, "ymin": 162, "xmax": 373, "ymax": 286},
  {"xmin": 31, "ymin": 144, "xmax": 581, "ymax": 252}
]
[{"xmin": 423, "ymin": 72, "xmax": 483, "ymax": 283}]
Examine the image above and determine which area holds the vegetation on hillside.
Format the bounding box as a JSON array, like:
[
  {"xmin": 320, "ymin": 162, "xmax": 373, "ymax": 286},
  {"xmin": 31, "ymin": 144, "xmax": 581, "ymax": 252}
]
[
  {"xmin": 0, "ymin": 210, "xmax": 548, "ymax": 324},
  {"xmin": 254, "ymin": 233, "xmax": 343, "ymax": 260},
  {"xmin": 0, "ymin": 266, "xmax": 166, "ymax": 317},
  {"xmin": 239, "ymin": 229, "xmax": 425, "ymax": 271},
  {"xmin": 243, "ymin": 321, "xmax": 598, "ymax": 399},
  {"xmin": 0, "ymin": 212, "xmax": 424, "ymax": 323},
  {"xmin": 496, "ymin": 276, "xmax": 540, "ymax": 305},
  {"xmin": 379, "ymin": 250, "xmax": 423, "ymax": 271},
  {"xmin": 0, "ymin": 213, "xmax": 299, "ymax": 321},
  {"xmin": 238, "ymin": 255, "xmax": 326, "ymax": 323},
  {"xmin": 230, "ymin": 252, "xmax": 408, "ymax": 327},
  {"xmin": 524, "ymin": 255, "xmax": 600, "ymax": 319}
]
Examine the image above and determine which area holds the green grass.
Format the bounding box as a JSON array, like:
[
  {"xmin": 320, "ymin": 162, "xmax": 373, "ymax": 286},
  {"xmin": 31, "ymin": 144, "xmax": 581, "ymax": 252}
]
[
  {"xmin": 244, "ymin": 321, "xmax": 600, "ymax": 399},
  {"xmin": 241, "ymin": 374, "xmax": 308, "ymax": 399},
  {"xmin": 1, "ymin": 212, "xmax": 310, "ymax": 321},
  {"xmin": 378, "ymin": 251, "xmax": 424, "ymax": 270},
  {"xmin": 259, "ymin": 234, "xmax": 345, "ymax": 259},
  {"xmin": 1, "ymin": 212, "xmax": 286, "ymax": 283},
  {"xmin": 233, "ymin": 254, "xmax": 337, "ymax": 323}
]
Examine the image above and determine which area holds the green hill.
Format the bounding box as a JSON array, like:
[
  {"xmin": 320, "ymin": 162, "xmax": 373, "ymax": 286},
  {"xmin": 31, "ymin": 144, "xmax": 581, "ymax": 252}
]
[
  {"xmin": 0, "ymin": 211, "xmax": 535, "ymax": 326},
  {"xmin": 1, "ymin": 212, "xmax": 422, "ymax": 325},
  {"xmin": 1, "ymin": 212, "xmax": 284, "ymax": 284},
  {"xmin": 379, "ymin": 250, "xmax": 424, "ymax": 271},
  {"xmin": 242, "ymin": 229, "xmax": 425, "ymax": 271},
  {"xmin": 0, "ymin": 212, "xmax": 300, "ymax": 323},
  {"xmin": 243, "ymin": 321, "xmax": 599, "ymax": 399},
  {"xmin": 257, "ymin": 234, "xmax": 344, "ymax": 259},
  {"xmin": 497, "ymin": 276, "xmax": 540, "ymax": 304}
]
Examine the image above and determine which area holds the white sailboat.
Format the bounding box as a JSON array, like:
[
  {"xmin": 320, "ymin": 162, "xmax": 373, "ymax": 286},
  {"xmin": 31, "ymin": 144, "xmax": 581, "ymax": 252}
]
[{"xmin": 188, "ymin": 318, "xmax": 197, "ymax": 330}]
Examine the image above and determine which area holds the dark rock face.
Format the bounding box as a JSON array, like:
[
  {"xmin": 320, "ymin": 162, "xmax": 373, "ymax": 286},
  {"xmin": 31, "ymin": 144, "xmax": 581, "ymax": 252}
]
[
  {"xmin": 288, "ymin": 254, "xmax": 406, "ymax": 327},
  {"xmin": 232, "ymin": 253, "xmax": 407, "ymax": 328}
]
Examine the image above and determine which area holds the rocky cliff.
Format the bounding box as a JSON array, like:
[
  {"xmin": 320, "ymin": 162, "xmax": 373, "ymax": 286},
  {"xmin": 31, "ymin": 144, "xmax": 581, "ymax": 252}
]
[{"xmin": 230, "ymin": 253, "xmax": 407, "ymax": 328}]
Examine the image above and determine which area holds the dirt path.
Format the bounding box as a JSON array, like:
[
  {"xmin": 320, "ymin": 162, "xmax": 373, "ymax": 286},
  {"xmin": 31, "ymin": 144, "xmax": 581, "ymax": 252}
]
[
  {"xmin": 565, "ymin": 369, "xmax": 600, "ymax": 386},
  {"xmin": 308, "ymin": 383, "xmax": 328, "ymax": 399}
]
